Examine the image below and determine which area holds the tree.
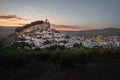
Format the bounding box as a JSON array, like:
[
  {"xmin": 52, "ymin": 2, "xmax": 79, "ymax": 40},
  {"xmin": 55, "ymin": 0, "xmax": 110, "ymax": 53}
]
[{"xmin": 65, "ymin": 35, "xmax": 70, "ymax": 39}]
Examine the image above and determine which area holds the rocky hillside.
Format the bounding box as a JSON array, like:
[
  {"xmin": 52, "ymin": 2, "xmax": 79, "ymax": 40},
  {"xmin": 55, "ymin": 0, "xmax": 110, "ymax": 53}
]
[
  {"xmin": 0, "ymin": 19, "xmax": 51, "ymax": 47},
  {"xmin": 15, "ymin": 20, "xmax": 50, "ymax": 33},
  {"xmin": 13, "ymin": 19, "xmax": 68, "ymax": 49}
]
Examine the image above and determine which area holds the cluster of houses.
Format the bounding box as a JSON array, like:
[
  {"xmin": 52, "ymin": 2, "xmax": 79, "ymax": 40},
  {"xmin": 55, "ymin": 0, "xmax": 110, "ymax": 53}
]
[{"xmin": 14, "ymin": 19, "xmax": 120, "ymax": 49}]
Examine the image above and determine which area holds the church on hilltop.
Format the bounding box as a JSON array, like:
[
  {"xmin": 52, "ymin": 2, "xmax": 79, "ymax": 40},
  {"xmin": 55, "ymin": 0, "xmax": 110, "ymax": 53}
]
[
  {"xmin": 43, "ymin": 19, "xmax": 50, "ymax": 28},
  {"xmin": 92, "ymin": 33, "xmax": 106, "ymax": 42},
  {"xmin": 44, "ymin": 19, "xmax": 49, "ymax": 24}
]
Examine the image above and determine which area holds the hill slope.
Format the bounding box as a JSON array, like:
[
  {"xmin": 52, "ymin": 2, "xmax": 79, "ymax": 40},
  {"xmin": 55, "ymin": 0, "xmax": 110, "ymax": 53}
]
[
  {"xmin": 63, "ymin": 28, "xmax": 120, "ymax": 38},
  {"xmin": 0, "ymin": 26, "xmax": 120, "ymax": 39},
  {"xmin": 0, "ymin": 26, "xmax": 16, "ymax": 39}
]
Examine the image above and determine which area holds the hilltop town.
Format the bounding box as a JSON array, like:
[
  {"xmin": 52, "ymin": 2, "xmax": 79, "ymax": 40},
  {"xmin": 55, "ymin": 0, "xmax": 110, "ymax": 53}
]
[{"xmin": 11, "ymin": 19, "xmax": 120, "ymax": 49}]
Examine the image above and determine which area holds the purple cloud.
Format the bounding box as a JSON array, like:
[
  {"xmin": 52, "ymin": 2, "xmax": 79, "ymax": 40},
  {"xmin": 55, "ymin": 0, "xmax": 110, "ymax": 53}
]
[{"xmin": 0, "ymin": 15, "xmax": 24, "ymax": 20}]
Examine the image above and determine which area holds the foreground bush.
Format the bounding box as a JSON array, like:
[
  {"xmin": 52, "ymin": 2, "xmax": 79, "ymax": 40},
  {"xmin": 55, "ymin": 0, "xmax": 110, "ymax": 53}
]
[{"xmin": 0, "ymin": 46, "xmax": 119, "ymax": 69}]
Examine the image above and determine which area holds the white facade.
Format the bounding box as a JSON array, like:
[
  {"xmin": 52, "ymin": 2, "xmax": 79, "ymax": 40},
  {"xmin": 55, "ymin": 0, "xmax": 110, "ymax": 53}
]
[{"xmin": 15, "ymin": 25, "xmax": 120, "ymax": 49}]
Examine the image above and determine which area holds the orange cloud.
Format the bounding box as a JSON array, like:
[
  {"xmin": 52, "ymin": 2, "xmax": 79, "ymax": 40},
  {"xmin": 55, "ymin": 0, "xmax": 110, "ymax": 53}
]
[
  {"xmin": 0, "ymin": 14, "xmax": 29, "ymax": 26},
  {"xmin": 51, "ymin": 24, "xmax": 104, "ymax": 31},
  {"xmin": 0, "ymin": 21, "xmax": 18, "ymax": 26}
]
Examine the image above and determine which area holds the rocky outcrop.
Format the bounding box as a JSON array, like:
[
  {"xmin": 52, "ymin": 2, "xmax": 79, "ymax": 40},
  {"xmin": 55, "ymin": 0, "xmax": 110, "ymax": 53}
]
[{"xmin": 15, "ymin": 19, "xmax": 50, "ymax": 34}]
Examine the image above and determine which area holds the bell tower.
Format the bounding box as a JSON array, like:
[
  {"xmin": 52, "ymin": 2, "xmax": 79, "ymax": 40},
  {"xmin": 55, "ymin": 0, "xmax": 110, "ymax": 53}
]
[
  {"xmin": 92, "ymin": 33, "xmax": 97, "ymax": 42},
  {"xmin": 45, "ymin": 19, "xmax": 49, "ymax": 24}
]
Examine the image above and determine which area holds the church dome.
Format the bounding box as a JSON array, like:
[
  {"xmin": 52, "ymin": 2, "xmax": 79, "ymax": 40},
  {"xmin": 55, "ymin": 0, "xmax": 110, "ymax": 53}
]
[{"xmin": 95, "ymin": 35, "xmax": 105, "ymax": 42}]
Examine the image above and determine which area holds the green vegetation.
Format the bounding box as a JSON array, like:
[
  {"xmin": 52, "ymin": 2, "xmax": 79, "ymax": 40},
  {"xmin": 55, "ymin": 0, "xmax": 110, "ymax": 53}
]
[
  {"xmin": 15, "ymin": 20, "xmax": 44, "ymax": 32},
  {"xmin": 0, "ymin": 46, "xmax": 120, "ymax": 70}
]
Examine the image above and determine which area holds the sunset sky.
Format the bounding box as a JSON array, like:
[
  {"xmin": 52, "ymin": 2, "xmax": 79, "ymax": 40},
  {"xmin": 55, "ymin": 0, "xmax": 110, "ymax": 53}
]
[{"xmin": 0, "ymin": 0, "xmax": 120, "ymax": 31}]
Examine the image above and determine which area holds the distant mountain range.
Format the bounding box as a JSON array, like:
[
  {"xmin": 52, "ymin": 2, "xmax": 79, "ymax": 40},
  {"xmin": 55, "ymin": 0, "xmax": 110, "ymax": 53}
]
[
  {"xmin": 0, "ymin": 26, "xmax": 120, "ymax": 39},
  {"xmin": 61, "ymin": 28, "xmax": 120, "ymax": 38},
  {"xmin": 0, "ymin": 26, "xmax": 16, "ymax": 39}
]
